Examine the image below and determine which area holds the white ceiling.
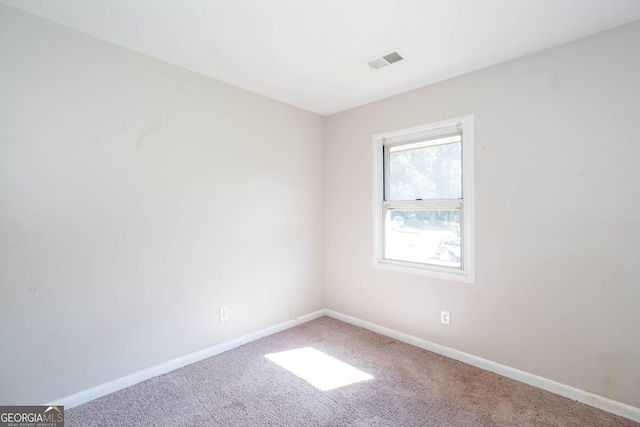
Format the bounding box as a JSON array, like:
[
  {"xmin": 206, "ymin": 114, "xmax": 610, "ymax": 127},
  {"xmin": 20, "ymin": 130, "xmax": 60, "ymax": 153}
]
[{"xmin": 3, "ymin": 0, "xmax": 640, "ymax": 116}]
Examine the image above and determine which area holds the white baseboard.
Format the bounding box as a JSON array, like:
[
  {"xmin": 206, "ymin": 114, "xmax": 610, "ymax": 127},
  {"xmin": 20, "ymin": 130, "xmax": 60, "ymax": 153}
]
[
  {"xmin": 325, "ymin": 309, "xmax": 640, "ymax": 424},
  {"xmin": 47, "ymin": 310, "xmax": 325, "ymax": 409},
  {"xmin": 47, "ymin": 308, "xmax": 640, "ymax": 423}
]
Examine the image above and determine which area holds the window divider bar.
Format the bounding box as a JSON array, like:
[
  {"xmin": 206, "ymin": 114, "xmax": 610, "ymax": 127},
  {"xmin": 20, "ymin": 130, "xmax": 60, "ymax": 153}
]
[{"xmin": 383, "ymin": 199, "xmax": 462, "ymax": 209}]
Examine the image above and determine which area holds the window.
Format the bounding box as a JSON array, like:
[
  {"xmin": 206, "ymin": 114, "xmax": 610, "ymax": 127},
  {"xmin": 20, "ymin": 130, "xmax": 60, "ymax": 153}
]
[{"xmin": 373, "ymin": 115, "xmax": 474, "ymax": 283}]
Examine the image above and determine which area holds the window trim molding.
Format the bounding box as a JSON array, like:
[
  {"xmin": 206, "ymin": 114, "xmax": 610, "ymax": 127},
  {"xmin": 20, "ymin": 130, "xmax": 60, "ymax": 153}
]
[{"xmin": 372, "ymin": 115, "xmax": 475, "ymax": 284}]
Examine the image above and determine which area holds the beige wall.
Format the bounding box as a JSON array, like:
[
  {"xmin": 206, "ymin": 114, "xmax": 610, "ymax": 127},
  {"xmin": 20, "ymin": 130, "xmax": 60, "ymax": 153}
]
[
  {"xmin": 0, "ymin": 5, "xmax": 324, "ymax": 404},
  {"xmin": 325, "ymin": 21, "xmax": 640, "ymax": 407},
  {"xmin": 2, "ymin": 2, "xmax": 639, "ymax": 411}
]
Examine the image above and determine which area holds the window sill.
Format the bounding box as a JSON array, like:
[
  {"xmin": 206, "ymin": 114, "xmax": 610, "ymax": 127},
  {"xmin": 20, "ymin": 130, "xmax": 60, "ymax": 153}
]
[{"xmin": 373, "ymin": 259, "xmax": 475, "ymax": 284}]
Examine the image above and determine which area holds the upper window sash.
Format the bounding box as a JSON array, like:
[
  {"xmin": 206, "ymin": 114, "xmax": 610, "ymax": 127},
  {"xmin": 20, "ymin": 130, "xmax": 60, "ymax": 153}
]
[{"xmin": 383, "ymin": 131, "xmax": 463, "ymax": 202}]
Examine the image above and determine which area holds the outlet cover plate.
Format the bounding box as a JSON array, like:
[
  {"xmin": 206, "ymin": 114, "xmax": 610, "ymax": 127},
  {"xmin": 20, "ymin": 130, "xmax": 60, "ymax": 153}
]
[
  {"xmin": 441, "ymin": 310, "xmax": 451, "ymax": 325},
  {"xmin": 220, "ymin": 307, "xmax": 229, "ymax": 322}
]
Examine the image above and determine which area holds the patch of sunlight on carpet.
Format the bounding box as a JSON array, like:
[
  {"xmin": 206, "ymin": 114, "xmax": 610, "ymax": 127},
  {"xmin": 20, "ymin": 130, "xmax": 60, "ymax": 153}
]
[{"xmin": 265, "ymin": 347, "xmax": 374, "ymax": 391}]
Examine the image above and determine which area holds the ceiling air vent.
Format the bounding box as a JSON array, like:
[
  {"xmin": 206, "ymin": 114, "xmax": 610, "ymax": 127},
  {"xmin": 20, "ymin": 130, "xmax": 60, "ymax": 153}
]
[{"xmin": 364, "ymin": 49, "xmax": 406, "ymax": 71}]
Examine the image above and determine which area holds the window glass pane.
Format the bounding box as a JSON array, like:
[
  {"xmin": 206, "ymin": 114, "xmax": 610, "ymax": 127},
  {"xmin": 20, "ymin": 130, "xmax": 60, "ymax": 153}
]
[
  {"xmin": 384, "ymin": 207, "xmax": 461, "ymax": 268},
  {"xmin": 387, "ymin": 136, "xmax": 461, "ymax": 201}
]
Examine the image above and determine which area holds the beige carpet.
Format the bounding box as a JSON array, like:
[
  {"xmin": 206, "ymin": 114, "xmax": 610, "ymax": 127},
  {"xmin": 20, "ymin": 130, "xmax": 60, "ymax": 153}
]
[{"xmin": 67, "ymin": 316, "xmax": 638, "ymax": 426}]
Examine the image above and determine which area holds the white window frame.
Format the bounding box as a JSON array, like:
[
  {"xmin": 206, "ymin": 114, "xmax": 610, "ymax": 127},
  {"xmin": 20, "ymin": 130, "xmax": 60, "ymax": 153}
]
[{"xmin": 372, "ymin": 115, "xmax": 475, "ymax": 284}]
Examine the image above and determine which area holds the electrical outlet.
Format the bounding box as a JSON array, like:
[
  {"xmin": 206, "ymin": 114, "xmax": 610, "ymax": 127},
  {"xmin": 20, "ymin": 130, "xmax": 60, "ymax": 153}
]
[
  {"xmin": 441, "ymin": 310, "xmax": 451, "ymax": 326},
  {"xmin": 219, "ymin": 307, "xmax": 229, "ymax": 322}
]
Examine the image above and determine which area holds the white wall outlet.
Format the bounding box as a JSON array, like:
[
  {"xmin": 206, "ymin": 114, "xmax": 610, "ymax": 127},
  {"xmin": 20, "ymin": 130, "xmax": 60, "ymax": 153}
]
[
  {"xmin": 441, "ymin": 310, "xmax": 451, "ymax": 325},
  {"xmin": 219, "ymin": 307, "xmax": 229, "ymax": 322}
]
